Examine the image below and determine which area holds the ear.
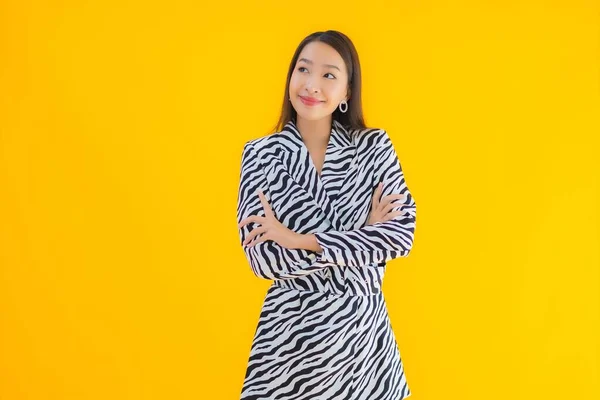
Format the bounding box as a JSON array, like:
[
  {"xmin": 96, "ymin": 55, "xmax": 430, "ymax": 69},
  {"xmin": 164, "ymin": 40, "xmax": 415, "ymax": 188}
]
[{"xmin": 346, "ymin": 87, "xmax": 351, "ymax": 101}]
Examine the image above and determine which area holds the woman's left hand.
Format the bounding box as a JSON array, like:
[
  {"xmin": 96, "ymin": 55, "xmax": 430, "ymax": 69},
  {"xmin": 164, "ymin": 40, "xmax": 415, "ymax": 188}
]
[{"xmin": 238, "ymin": 190, "xmax": 301, "ymax": 249}]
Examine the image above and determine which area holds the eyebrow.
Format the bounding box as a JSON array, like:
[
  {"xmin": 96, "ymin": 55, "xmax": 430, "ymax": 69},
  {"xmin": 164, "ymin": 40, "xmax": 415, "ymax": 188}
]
[{"xmin": 298, "ymin": 58, "xmax": 341, "ymax": 72}]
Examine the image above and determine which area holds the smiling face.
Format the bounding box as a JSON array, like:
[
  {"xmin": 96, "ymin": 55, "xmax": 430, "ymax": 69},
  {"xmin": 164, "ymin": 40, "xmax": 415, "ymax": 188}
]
[{"xmin": 288, "ymin": 41, "xmax": 350, "ymax": 122}]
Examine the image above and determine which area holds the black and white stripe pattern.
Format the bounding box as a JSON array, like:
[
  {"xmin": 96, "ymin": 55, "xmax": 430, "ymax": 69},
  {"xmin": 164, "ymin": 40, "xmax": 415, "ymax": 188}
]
[{"xmin": 236, "ymin": 119, "xmax": 416, "ymax": 399}]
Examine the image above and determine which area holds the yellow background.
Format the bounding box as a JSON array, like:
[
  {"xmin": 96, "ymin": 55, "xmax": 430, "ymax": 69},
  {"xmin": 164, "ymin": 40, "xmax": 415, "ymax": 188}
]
[{"xmin": 1, "ymin": 1, "xmax": 598, "ymax": 399}]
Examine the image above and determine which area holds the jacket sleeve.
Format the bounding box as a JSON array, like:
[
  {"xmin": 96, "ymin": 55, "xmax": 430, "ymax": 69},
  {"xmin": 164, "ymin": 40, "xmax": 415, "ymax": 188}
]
[
  {"xmin": 313, "ymin": 130, "xmax": 417, "ymax": 267},
  {"xmin": 236, "ymin": 141, "xmax": 326, "ymax": 280}
]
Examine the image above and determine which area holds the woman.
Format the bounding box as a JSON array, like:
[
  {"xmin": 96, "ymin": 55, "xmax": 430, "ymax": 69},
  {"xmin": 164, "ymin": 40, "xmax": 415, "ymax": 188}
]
[{"xmin": 236, "ymin": 30, "xmax": 417, "ymax": 400}]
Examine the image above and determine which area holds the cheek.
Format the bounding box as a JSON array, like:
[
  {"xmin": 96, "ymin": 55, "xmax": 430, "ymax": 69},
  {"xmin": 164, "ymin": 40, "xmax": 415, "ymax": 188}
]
[
  {"xmin": 330, "ymin": 83, "xmax": 347, "ymax": 99},
  {"xmin": 288, "ymin": 73, "xmax": 302, "ymax": 92}
]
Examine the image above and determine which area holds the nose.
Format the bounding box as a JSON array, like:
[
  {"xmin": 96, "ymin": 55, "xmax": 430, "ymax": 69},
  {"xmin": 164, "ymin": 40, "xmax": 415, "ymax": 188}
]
[{"xmin": 305, "ymin": 79, "xmax": 320, "ymax": 94}]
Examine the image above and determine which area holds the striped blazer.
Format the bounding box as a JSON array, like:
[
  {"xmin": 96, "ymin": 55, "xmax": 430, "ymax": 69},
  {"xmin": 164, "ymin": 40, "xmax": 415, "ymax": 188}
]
[{"xmin": 236, "ymin": 119, "xmax": 417, "ymax": 296}]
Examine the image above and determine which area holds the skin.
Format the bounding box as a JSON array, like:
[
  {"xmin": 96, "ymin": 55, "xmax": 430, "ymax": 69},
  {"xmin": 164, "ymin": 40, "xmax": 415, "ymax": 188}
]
[
  {"xmin": 289, "ymin": 40, "xmax": 350, "ymax": 165},
  {"xmin": 238, "ymin": 41, "xmax": 406, "ymax": 251}
]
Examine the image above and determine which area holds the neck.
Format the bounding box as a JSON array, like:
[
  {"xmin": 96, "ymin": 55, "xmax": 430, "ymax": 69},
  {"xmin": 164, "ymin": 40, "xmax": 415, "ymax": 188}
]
[{"xmin": 296, "ymin": 115, "xmax": 333, "ymax": 148}]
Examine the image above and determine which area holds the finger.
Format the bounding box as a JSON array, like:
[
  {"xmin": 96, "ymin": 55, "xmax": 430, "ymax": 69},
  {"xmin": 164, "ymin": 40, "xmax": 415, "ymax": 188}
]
[
  {"xmin": 372, "ymin": 182, "xmax": 382, "ymax": 207},
  {"xmin": 238, "ymin": 215, "xmax": 266, "ymax": 228},
  {"xmin": 244, "ymin": 228, "xmax": 265, "ymax": 246},
  {"xmin": 381, "ymin": 202, "xmax": 400, "ymax": 215},
  {"xmin": 382, "ymin": 210, "xmax": 408, "ymax": 221},
  {"xmin": 243, "ymin": 226, "xmax": 267, "ymax": 246},
  {"xmin": 257, "ymin": 190, "xmax": 274, "ymax": 217},
  {"xmin": 249, "ymin": 235, "xmax": 267, "ymax": 247},
  {"xmin": 378, "ymin": 194, "xmax": 406, "ymax": 209},
  {"xmin": 382, "ymin": 194, "xmax": 406, "ymax": 203},
  {"xmin": 248, "ymin": 228, "xmax": 271, "ymax": 247},
  {"xmin": 238, "ymin": 216, "xmax": 258, "ymax": 228}
]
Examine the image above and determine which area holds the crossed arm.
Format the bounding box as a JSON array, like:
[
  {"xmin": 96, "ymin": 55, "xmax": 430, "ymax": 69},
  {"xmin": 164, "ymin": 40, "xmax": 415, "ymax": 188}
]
[{"xmin": 236, "ymin": 130, "xmax": 417, "ymax": 280}]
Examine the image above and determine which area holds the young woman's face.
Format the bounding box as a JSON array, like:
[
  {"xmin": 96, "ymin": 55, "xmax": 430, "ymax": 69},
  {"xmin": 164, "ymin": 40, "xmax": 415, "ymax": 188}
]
[{"xmin": 289, "ymin": 41, "xmax": 350, "ymax": 122}]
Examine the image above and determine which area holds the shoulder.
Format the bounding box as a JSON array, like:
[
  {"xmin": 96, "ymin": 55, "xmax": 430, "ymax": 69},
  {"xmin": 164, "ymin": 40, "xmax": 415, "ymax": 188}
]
[
  {"xmin": 245, "ymin": 133, "xmax": 275, "ymax": 147},
  {"xmin": 240, "ymin": 132, "xmax": 283, "ymax": 163},
  {"xmin": 352, "ymin": 127, "xmax": 391, "ymax": 148}
]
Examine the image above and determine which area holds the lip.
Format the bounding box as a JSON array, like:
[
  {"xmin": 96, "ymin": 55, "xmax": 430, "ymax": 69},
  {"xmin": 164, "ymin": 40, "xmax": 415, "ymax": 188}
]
[{"xmin": 299, "ymin": 96, "xmax": 324, "ymax": 106}]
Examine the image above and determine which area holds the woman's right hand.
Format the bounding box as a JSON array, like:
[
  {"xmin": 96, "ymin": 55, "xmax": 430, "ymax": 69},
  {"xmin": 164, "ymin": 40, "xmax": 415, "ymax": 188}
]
[{"xmin": 367, "ymin": 182, "xmax": 407, "ymax": 225}]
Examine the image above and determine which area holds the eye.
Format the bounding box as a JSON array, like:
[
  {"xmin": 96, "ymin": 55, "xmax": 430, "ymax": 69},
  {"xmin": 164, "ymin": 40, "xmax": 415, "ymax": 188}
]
[{"xmin": 297, "ymin": 66, "xmax": 335, "ymax": 79}]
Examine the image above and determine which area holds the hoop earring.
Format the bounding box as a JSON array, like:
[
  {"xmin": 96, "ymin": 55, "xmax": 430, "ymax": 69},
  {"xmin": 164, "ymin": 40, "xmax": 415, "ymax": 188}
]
[{"xmin": 338, "ymin": 100, "xmax": 348, "ymax": 113}]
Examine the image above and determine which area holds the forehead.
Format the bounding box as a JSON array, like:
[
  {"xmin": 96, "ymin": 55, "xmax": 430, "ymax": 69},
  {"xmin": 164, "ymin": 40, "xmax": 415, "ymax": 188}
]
[{"xmin": 297, "ymin": 41, "xmax": 345, "ymax": 68}]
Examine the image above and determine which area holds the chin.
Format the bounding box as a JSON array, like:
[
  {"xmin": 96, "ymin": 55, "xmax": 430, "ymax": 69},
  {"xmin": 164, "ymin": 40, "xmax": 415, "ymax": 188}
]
[
  {"xmin": 295, "ymin": 110, "xmax": 326, "ymax": 121},
  {"xmin": 293, "ymin": 104, "xmax": 328, "ymax": 119}
]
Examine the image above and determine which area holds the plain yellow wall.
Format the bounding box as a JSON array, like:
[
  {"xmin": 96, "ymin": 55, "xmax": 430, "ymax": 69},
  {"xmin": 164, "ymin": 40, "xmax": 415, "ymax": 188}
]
[{"xmin": 1, "ymin": 1, "xmax": 598, "ymax": 399}]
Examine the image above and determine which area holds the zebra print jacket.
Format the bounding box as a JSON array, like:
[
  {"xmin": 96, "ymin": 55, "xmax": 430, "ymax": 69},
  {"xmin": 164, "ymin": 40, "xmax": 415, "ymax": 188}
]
[{"xmin": 236, "ymin": 119, "xmax": 417, "ymax": 295}]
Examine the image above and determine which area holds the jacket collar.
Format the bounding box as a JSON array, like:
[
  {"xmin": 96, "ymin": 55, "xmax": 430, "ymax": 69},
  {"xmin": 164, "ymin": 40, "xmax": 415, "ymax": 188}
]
[{"xmin": 270, "ymin": 119, "xmax": 357, "ymax": 231}]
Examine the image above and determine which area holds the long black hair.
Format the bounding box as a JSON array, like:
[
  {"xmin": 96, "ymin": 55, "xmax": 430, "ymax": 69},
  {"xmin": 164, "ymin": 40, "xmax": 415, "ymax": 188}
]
[{"xmin": 270, "ymin": 30, "xmax": 370, "ymax": 133}]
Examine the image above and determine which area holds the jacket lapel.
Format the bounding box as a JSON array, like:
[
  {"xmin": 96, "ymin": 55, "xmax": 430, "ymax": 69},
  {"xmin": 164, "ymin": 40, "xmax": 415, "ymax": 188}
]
[{"xmin": 276, "ymin": 119, "xmax": 358, "ymax": 231}]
